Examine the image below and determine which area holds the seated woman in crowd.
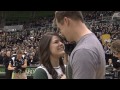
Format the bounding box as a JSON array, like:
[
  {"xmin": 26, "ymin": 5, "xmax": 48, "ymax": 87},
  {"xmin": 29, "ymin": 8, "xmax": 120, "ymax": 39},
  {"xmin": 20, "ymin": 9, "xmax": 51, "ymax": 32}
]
[{"xmin": 33, "ymin": 32, "xmax": 67, "ymax": 79}]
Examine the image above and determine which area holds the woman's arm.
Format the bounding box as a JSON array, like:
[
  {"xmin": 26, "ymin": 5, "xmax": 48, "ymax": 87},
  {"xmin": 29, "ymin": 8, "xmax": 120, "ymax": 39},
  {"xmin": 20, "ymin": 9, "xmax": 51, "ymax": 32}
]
[
  {"xmin": 8, "ymin": 63, "xmax": 15, "ymax": 70},
  {"xmin": 21, "ymin": 59, "xmax": 27, "ymax": 68}
]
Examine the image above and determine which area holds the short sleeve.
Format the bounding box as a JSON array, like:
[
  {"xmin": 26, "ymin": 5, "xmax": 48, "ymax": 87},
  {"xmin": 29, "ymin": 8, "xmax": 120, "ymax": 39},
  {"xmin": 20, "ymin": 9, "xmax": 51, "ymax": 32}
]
[{"xmin": 71, "ymin": 49, "xmax": 98, "ymax": 79}]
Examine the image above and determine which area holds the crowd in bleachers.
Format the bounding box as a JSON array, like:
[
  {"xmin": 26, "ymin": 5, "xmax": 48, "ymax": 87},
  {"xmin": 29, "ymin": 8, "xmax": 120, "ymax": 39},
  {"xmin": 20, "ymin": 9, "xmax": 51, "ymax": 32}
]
[{"xmin": 83, "ymin": 11, "xmax": 115, "ymax": 21}]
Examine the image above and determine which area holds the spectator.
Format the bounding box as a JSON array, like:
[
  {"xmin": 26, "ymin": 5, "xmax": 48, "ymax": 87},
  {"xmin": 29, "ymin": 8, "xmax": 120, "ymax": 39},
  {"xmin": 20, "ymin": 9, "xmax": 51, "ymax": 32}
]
[
  {"xmin": 8, "ymin": 50, "xmax": 27, "ymax": 79},
  {"xmin": 3, "ymin": 50, "xmax": 13, "ymax": 79},
  {"xmin": 110, "ymin": 40, "xmax": 120, "ymax": 69}
]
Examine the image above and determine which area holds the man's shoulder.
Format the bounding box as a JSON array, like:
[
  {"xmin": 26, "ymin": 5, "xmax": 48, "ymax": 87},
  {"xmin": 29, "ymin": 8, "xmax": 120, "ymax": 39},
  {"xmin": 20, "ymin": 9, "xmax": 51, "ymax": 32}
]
[
  {"xmin": 71, "ymin": 48, "xmax": 94, "ymax": 56},
  {"xmin": 70, "ymin": 48, "xmax": 92, "ymax": 60}
]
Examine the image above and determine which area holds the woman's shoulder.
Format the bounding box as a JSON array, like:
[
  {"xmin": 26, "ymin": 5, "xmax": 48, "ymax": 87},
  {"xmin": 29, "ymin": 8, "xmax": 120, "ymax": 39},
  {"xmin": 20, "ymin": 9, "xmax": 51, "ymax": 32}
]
[{"xmin": 33, "ymin": 66, "xmax": 48, "ymax": 79}]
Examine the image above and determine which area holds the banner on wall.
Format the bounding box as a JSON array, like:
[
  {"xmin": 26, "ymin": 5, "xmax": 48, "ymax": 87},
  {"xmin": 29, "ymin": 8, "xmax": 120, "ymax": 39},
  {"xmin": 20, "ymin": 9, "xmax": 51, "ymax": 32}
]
[{"xmin": 0, "ymin": 66, "xmax": 36, "ymax": 77}]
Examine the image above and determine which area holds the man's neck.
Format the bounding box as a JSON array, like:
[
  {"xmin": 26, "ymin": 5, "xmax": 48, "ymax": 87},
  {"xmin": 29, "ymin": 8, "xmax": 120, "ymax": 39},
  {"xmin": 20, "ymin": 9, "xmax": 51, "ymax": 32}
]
[{"xmin": 74, "ymin": 23, "xmax": 92, "ymax": 43}]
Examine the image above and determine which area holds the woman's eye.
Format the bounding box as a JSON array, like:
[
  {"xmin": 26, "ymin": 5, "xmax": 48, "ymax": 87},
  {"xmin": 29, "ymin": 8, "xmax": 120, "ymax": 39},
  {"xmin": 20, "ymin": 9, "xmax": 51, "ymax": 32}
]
[{"xmin": 55, "ymin": 41, "xmax": 58, "ymax": 43}]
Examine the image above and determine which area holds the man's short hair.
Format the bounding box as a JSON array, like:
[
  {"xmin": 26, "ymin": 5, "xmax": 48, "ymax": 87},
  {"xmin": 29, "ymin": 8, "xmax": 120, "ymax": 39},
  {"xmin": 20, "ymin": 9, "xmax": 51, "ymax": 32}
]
[
  {"xmin": 111, "ymin": 40, "xmax": 120, "ymax": 53},
  {"xmin": 55, "ymin": 11, "xmax": 84, "ymax": 24}
]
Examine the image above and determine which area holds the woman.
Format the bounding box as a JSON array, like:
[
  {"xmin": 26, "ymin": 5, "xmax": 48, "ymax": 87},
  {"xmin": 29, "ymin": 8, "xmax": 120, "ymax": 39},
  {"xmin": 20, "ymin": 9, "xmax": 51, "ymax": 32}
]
[
  {"xmin": 33, "ymin": 32, "xmax": 67, "ymax": 79},
  {"xmin": 8, "ymin": 50, "xmax": 27, "ymax": 79}
]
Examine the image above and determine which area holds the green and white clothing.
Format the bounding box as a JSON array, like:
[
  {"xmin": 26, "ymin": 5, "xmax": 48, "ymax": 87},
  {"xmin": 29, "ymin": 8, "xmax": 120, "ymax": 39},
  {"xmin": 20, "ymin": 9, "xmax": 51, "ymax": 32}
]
[{"xmin": 33, "ymin": 65, "xmax": 64, "ymax": 79}]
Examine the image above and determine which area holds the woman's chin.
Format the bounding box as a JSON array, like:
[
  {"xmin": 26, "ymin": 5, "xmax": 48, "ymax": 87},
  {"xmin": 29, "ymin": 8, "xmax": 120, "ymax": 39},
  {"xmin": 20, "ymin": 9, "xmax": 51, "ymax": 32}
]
[{"xmin": 57, "ymin": 51, "xmax": 65, "ymax": 57}]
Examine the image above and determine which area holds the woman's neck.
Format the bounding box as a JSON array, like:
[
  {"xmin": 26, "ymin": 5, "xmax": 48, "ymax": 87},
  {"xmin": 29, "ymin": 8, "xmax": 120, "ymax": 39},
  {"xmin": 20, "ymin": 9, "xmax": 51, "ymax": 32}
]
[{"xmin": 50, "ymin": 56, "xmax": 59, "ymax": 67}]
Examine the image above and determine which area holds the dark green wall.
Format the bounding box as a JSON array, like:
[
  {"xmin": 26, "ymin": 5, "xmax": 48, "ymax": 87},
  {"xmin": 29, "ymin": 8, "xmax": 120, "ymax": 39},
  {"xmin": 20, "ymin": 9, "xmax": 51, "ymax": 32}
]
[{"xmin": 0, "ymin": 11, "xmax": 54, "ymax": 18}]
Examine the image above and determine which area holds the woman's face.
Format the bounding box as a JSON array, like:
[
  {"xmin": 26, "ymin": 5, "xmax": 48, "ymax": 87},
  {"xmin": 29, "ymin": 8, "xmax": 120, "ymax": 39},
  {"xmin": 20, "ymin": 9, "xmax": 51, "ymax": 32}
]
[
  {"xmin": 17, "ymin": 53, "xmax": 23, "ymax": 60},
  {"xmin": 50, "ymin": 35, "xmax": 65, "ymax": 58}
]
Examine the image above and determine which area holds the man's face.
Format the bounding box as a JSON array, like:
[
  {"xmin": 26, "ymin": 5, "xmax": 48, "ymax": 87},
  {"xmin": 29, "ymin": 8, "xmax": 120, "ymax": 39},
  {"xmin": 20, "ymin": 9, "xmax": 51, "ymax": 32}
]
[
  {"xmin": 56, "ymin": 18, "xmax": 72, "ymax": 42},
  {"xmin": 113, "ymin": 51, "xmax": 120, "ymax": 59}
]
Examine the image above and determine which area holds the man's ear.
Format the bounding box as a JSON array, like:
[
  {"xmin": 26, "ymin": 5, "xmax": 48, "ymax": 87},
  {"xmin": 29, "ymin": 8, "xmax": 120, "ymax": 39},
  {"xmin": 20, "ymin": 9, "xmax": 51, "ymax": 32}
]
[{"xmin": 64, "ymin": 17, "xmax": 70, "ymax": 26}]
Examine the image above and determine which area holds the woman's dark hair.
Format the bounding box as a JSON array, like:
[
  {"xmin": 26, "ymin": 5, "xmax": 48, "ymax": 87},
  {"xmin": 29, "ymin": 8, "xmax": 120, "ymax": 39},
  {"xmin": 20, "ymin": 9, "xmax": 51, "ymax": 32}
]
[{"xmin": 38, "ymin": 32, "xmax": 65, "ymax": 79}]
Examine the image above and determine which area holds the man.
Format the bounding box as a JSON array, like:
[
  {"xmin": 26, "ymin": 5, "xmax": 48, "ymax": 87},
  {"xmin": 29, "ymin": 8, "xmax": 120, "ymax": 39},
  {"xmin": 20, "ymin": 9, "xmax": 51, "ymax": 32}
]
[
  {"xmin": 111, "ymin": 40, "xmax": 120, "ymax": 69},
  {"xmin": 0, "ymin": 51, "xmax": 4, "ymax": 65},
  {"xmin": 54, "ymin": 11, "xmax": 106, "ymax": 79},
  {"xmin": 3, "ymin": 50, "xmax": 13, "ymax": 79},
  {"xmin": 111, "ymin": 40, "xmax": 120, "ymax": 61}
]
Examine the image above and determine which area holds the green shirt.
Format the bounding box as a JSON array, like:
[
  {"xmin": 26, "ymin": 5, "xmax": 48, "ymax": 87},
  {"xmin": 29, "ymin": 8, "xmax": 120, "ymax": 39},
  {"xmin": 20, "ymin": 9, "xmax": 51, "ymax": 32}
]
[
  {"xmin": 33, "ymin": 68, "xmax": 48, "ymax": 79},
  {"xmin": 33, "ymin": 65, "xmax": 64, "ymax": 79}
]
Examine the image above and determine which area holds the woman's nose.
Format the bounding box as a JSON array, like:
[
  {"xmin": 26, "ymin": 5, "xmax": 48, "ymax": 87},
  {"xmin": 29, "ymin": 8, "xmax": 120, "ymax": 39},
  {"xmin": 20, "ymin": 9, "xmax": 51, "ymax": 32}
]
[
  {"xmin": 59, "ymin": 42, "xmax": 65, "ymax": 49},
  {"xmin": 59, "ymin": 41, "xmax": 63, "ymax": 46}
]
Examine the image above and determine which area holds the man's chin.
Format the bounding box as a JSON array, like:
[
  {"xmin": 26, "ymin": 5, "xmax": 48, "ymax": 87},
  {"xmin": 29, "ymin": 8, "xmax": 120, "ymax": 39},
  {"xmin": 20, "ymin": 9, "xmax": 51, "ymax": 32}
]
[
  {"xmin": 67, "ymin": 39, "xmax": 74, "ymax": 43},
  {"xmin": 66, "ymin": 38, "xmax": 74, "ymax": 42}
]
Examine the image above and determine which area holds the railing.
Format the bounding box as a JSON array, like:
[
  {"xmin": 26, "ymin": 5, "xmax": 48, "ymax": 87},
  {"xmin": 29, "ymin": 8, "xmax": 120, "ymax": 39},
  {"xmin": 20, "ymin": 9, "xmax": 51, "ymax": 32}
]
[
  {"xmin": 105, "ymin": 66, "xmax": 120, "ymax": 79},
  {"xmin": 0, "ymin": 66, "xmax": 37, "ymax": 79}
]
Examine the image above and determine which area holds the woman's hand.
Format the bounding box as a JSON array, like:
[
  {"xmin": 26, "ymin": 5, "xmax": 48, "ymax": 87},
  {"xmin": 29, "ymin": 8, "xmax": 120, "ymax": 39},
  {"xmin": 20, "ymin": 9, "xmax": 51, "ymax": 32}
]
[{"xmin": 60, "ymin": 74, "xmax": 66, "ymax": 79}]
